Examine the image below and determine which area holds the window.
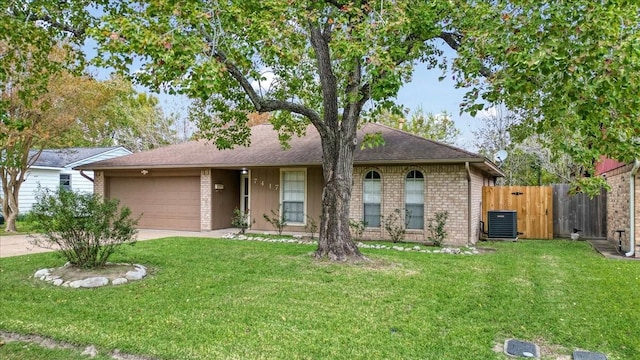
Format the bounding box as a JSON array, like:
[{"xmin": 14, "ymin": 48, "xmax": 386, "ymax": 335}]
[
  {"xmin": 363, "ymin": 170, "xmax": 381, "ymax": 227},
  {"xmin": 405, "ymin": 170, "xmax": 424, "ymax": 229},
  {"xmin": 60, "ymin": 174, "xmax": 71, "ymax": 191},
  {"xmin": 282, "ymin": 170, "xmax": 305, "ymax": 224}
]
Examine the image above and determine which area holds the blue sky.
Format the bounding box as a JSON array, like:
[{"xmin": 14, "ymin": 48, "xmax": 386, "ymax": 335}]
[{"xmin": 395, "ymin": 65, "xmax": 484, "ymax": 149}]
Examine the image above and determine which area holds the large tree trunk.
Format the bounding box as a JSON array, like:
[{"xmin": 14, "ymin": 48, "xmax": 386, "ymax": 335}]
[{"xmin": 314, "ymin": 128, "xmax": 364, "ymax": 261}]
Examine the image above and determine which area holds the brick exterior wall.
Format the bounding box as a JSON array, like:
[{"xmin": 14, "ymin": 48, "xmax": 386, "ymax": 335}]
[
  {"xmin": 605, "ymin": 163, "xmax": 640, "ymax": 255},
  {"xmin": 469, "ymin": 168, "xmax": 487, "ymax": 244},
  {"xmin": 94, "ymin": 171, "xmax": 105, "ymax": 199},
  {"xmin": 351, "ymin": 164, "xmax": 487, "ymax": 246},
  {"xmin": 200, "ymin": 169, "xmax": 212, "ymax": 231}
]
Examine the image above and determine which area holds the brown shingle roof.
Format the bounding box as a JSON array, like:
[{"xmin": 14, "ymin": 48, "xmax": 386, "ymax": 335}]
[{"xmin": 78, "ymin": 123, "xmax": 503, "ymax": 176}]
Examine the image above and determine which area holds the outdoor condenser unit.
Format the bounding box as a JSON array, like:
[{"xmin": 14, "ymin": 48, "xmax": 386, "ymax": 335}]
[{"xmin": 487, "ymin": 210, "xmax": 518, "ymax": 239}]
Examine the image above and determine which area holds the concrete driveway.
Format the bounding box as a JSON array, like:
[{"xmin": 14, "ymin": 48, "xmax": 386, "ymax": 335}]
[{"xmin": 0, "ymin": 228, "xmax": 237, "ymax": 258}]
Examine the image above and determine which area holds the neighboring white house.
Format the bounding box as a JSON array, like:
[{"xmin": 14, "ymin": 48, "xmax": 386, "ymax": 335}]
[{"xmin": 2, "ymin": 147, "xmax": 131, "ymax": 214}]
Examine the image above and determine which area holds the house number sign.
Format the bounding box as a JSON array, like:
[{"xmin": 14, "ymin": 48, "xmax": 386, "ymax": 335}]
[{"xmin": 254, "ymin": 178, "xmax": 278, "ymax": 190}]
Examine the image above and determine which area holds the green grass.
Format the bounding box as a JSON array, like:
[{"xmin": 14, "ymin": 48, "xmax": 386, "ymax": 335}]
[
  {"xmin": 0, "ymin": 238, "xmax": 638, "ymax": 359},
  {"xmin": 0, "ymin": 220, "xmax": 37, "ymax": 236}
]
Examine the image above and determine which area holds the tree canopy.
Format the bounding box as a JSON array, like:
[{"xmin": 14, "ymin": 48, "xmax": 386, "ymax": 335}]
[
  {"xmin": 375, "ymin": 107, "xmax": 461, "ymax": 145},
  {"xmin": 60, "ymin": 75, "xmax": 179, "ymax": 151},
  {"xmin": 451, "ymin": 0, "xmax": 640, "ymax": 194}
]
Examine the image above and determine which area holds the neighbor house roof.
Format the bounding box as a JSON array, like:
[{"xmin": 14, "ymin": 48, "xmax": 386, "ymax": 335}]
[
  {"xmin": 30, "ymin": 146, "xmax": 131, "ymax": 169},
  {"xmin": 78, "ymin": 123, "xmax": 504, "ymax": 176}
]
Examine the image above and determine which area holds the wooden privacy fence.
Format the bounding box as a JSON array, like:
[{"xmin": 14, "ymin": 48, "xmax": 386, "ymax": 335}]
[
  {"xmin": 482, "ymin": 186, "xmax": 553, "ymax": 239},
  {"xmin": 482, "ymin": 185, "xmax": 608, "ymax": 240},
  {"xmin": 552, "ymin": 184, "xmax": 607, "ymax": 239}
]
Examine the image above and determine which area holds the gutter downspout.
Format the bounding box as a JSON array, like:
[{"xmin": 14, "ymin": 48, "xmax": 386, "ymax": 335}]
[
  {"xmin": 79, "ymin": 170, "xmax": 94, "ymax": 183},
  {"xmin": 625, "ymin": 159, "xmax": 640, "ymax": 257},
  {"xmin": 465, "ymin": 162, "xmax": 472, "ymax": 246}
]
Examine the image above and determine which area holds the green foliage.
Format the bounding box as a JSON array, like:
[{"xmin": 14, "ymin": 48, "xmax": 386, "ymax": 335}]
[
  {"xmin": 382, "ymin": 208, "xmax": 406, "ymax": 243},
  {"xmin": 92, "ymin": 1, "xmax": 455, "ymax": 148},
  {"xmin": 0, "ymin": 219, "xmax": 37, "ymax": 236},
  {"xmin": 304, "ymin": 215, "xmax": 318, "ymax": 240},
  {"xmin": 360, "ymin": 131, "xmax": 385, "ymax": 150},
  {"xmin": 376, "ymin": 107, "xmax": 461, "ymax": 145},
  {"xmin": 348, "ymin": 219, "xmax": 367, "ymax": 240},
  {"xmin": 61, "ymin": 75, "xmax": 180, "ymax": 151},
  {"xmin": 451, "ymin": 1, "xmax": 640, "ymax": 195},
  {"xmin": 262, "ymin": 210, "xmax": 286, "ymax": 236},
  {"xmin": 28, "ymin": 188, "xmax": 138, "ymax": 269},
  {"xmin": 427, "ymin": 211, "xmax": 449, "ymax": 247},
  {"xmin": 1, "ymin": 2, "xmax": 93, "ymax": 110},
  {"xmin": 231, "ymin": 208, "xmax": 249, "ymax": 234},
  {"xmin": 473, "ymin": 106, "xmax": 583, "ymax": 186}
]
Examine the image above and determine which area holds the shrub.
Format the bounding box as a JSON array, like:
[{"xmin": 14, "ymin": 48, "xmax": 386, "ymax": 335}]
[
  {"xmin": 382, "ymin": 209, "xmax": 406, "ymax": 243},
  {"xmin": 28, "ymin": 188, "xmax": 139, "ymax": 269},
  {"xmin": 427, "ymin": 211, "xmax": 449, "ymax": 246},
  {"xmin": 304, "ymin": 215, "xmax": 318, "ymax": 240},
  {"xmin": 349, "ymin": 219, "xmax": 367, "ymax": 240},
  {"xmin": 231, "ymin": 208, "xmax": 249, "ymax": 234},
  {"xmin": 263, "ymin": 210, "xmax": 287, "ymax": 235}
]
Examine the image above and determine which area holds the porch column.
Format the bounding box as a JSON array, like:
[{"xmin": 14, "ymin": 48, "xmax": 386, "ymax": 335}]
[
  {"xmin": 200, "ymin": 169, "xmax": 212, "ymax": 231},
  {"xmin": 94, "ymin": 171, "xmax": 105, "ymax": 199}
]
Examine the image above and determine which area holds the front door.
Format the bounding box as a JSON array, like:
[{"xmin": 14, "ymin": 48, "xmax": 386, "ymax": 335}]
[{"xmin": 240, "ymin": 172, "xmax": 250, "ymax": 226}]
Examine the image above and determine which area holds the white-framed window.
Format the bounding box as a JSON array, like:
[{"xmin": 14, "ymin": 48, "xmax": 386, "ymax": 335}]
[
  {"xmin": 281, "ymin": 169, "xmax": 306, "ymax": 224},
  {"xmin": 405, "ymin": 170, "xmax": 424, "ymax": 229},
  {"xmin": 60, "ymin": 174, "xmax": 71, "ymax": 191},
  {"xmin": 363, "ymin": 170, "xmax": 381, "ymax": 227}
]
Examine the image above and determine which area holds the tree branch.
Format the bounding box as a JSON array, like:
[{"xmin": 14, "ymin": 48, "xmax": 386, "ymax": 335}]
[
  {"xmin": 212, "ymin": 50, "xmax": 322, "ymax": 126},
  {"xmin": 357, "ymin": 34, "xmax": 421, "ymax": 108},
  {"xmin": 9, "ymin": 7, "xmax": 87, "ymax": 38},
  {"xmin": 37, "ymin": 14, "xmax": 86, "ymax": 38},
  {"xmin": 438, "ymin": 31, "xmax": 463, "ymax": 50},
  {"xmin": 439, "ymin": 31, "xmax": 492, "ymax": 77}
]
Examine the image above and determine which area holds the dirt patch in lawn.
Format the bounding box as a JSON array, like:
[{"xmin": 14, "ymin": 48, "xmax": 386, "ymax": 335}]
[
  {"xmin": 50, "ymin": 263, "xmax": 138, "ymax": 282},
  {"xmin": 0, "ymin": 330, "xmax": 158, "ymax": 359}
]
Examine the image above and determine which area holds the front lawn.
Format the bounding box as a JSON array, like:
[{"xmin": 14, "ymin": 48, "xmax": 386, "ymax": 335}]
[
  {"xmin": 0, "ymin": 238, "xmax": 638, "ymax": 359},
  {"xmin": 0, "ymin": 219, "xmax": 38, "ymax": 236}
]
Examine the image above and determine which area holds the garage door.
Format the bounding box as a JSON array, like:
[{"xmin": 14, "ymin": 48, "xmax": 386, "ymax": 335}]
[{"xmin": 108, "ymin": 177, "xmax": 201, "ymax": 231}]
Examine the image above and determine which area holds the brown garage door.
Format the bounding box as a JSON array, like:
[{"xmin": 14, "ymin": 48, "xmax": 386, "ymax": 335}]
[{"xmin": 108, "ymin": 176, "xmax": 200, "ymax": 231}]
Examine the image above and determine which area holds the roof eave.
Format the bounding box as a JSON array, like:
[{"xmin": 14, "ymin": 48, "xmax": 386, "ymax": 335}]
[{"xmin": 77, "ymin": 157, "xmax": 504, "ymax": 177}]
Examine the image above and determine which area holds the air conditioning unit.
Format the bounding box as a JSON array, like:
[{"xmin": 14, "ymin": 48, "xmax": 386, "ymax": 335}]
[{"xmin": 487, "ymin": 210, "xmax": 518, "ymax": 239}]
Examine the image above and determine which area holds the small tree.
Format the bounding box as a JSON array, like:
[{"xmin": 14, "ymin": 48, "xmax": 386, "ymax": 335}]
[
  {"xmin": 304, "ymin": 215, "xmax": 318, "ymax": 240},
  {"xmin": 28, "ymin": 188, "xmax": 138, "ymax": 269},
  {"xmin": 263, "ymin": 210, "xmax": 287, "ymax": 236},
  {"xmin": 348, "ymin": 219, "xmax": 367, "ymax": 241},
  {"xmin": 427, "ymin": 211, "xmax": 449, "ymax": 247},
  {"xmin": 231, "ymin": 208, "xmax": 249, "ymax": 234},
  {"xmin": 382, "ymin": 209, "xmax": 406, "ymax": 243}
]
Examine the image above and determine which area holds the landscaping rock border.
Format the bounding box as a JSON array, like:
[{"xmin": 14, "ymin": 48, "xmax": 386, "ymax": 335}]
[
  {"xmin": 34, "ymin": 262, "xmax": 147, "ymax": 288},
  {"xmin": 221, "ymin": 233, "xmax": 482, "ymax": 255}
]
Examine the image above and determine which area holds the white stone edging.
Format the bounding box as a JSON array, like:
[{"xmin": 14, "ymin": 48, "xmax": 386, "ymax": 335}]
[
  {"xmin": 221, "ymin": 233, "xmax": 481, "ymax": 255},
  {"xmin": 34, "ymin": 263, "xmax": 147, "ymax": 288}
]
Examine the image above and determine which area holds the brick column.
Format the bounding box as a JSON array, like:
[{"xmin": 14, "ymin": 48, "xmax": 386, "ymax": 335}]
[
  {"xmin": 200, "ymin": 169, "xmax": 212, "ymax": 231},
  {"xmin": 94, "ymin": 171, "xmax": 105, "ymax": 199}
]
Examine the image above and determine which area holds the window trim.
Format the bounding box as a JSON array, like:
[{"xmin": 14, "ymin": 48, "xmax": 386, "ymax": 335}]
[
  {"xmin": 363, "ymin": 169, "xmax": 382, "ymax": 228},
  {"xmin": 60, "ymin": 173, "xmax": 72, "ymax": 191},
  {"xmin": 280, "ymin": 168, "xmax": 307, "ymax": 226}
]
